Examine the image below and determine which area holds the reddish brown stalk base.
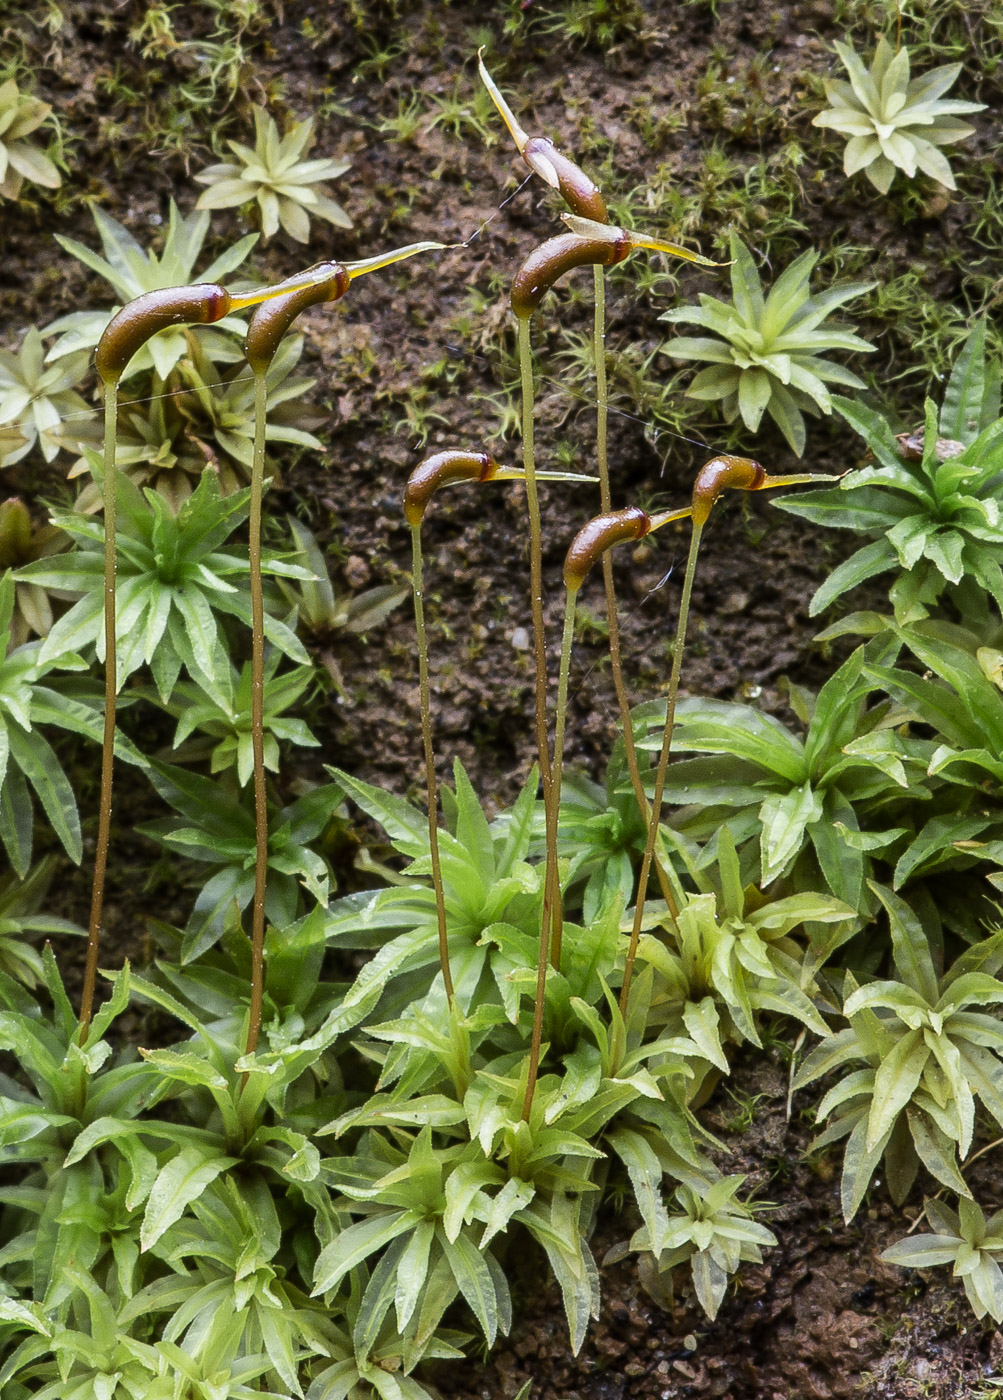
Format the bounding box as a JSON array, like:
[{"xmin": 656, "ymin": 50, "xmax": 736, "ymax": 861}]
[
  {"xmin": 245, "ymin": 370, "xmax": 269, "ymax": 1059},
  {"xmin": 79, "ymin": 381, "xmax": 120, "ymax": 1041}
]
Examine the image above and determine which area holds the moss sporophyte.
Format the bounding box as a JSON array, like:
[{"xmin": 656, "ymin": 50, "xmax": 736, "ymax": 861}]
[
  {"xmin": 84, "ymin": 243, "xmax": 446, "ymax": 1042},
  {"xmin": 8, "ymin": 25, "xmax": 1003, "ymax": 1393}
]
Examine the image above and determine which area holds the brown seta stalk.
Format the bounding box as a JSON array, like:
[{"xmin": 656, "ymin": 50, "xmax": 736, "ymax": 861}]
[
  {"xmin": 243, "ymin": 266, "xmax": 350, "ymax": 1057},
  {"xmin": 81, "ymin": 250, "xmax": 445, "ymax": 1041},
  {"xmin": 403, "ymin": 452, "xmax": 598, "ymax": 1011},
  {"xmin": 617, "ymin": 457, "xmax": 842, "ymax": 1016},
  {"xmin": 592, "ymin": 267, "xmax": 680, "ymax": 919},
  {"xmin": 240, "ymin": 243, "xmax": 446, "ymax": 1057},
  {"xmin": 79, "ymin": 375, "xmax": 120, "ymax": 1040}
]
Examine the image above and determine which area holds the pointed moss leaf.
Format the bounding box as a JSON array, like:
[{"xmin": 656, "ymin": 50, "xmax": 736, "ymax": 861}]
[
  {"xmin": 882, "ymin": 1234, "xmax": 967, "ymax": 1269},
  {"xmin": 868, "ymin": 882, "xmax": 939, "ymax": 1002},
  {"xmin": 331, "ymin": 768, "xmax": 427, "ymax": 858},
  {"xmin": 866, "ymin": 1027, "xmax": 929, "ymax": 1150},
  {"xmin": 313, "ymin": 1210, "xmax": 422, "ymax": 1295},
  {"xmin": 941, "ymin": 319, "xmax": 987, "ymax": 445},
  {"xmin": 394, "ymin": 1218, "xmax": 435, "ymax": 1331},
  {"xmin": 608, "ymin": 1128, "xmax": 671, "ymax": 1256},
  {"xmin": 442, "ymin": 1231, "xmax": 498, "ymax": 1346},
  {"xmin": 139, "ymin": 1048, "xmax": 228, "ymax": 1091},
  {"xmin": 682, "ymin": 997, "xmax": 729, "ymax": 1073},
  {"xmin": 760, "ymin": 783, "xmax": 823, "ymax": 882},
  {"xmin": 140, "ymin": 1146, "xmax": 237, "ymax": 1251},
  {"xmin": 906, "ymin": 1109, "xmax": 971, "ymax": 1197},
  {"xmin": 691, "ymin": 1248, "xmax": 728, "ymax": 1320},
  {"xmin": 840, "ymin": 1113, "xmax": 889, "ymax": 1222}
]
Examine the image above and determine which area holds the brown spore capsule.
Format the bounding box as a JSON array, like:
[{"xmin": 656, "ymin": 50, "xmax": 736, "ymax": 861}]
[
  {"xmin": 245, "ymin": 264, "xmax": 349, "ymax": 373},
  {"xmin": 563, "ymin": 506, "xmax": 651, "ymax": 591},
  {"xmin": 691, "ymin": 454, "xmax": 765, "ymax": 527},
  {"xmin": 523, "ymin": 137, "xmax": 608, "ymax": 223},
  {"xmin": 403, "ymin": 451, "xmax": 499, "ymax": 527},
  {"xmin": 95, "ymin": 284, "xmax": 231, "ymax": 384},
  {"xmin": 511, "ymin": 232, "xmax": 631, "ymax": 320}
]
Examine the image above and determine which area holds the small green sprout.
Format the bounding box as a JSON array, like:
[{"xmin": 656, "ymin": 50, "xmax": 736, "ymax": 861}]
[
  {"xmin": 813, "ymin": 37, "xmax": 985, "ymax": 194},
  {"xmin": 883, "ymin": 1198, "xmax": 1003, "ymax": 1322},
  {"xmin": 662, "ymin": 234, "xmax": 875, "ymax": 455},
  {"xmin": 0, "ymin": 79, "xmax": 61, "ymax": 201},
  {"xmin": 195, "ymin": 107, "xmax": 353, "ymax": 243},
  {"xmin": 0, "ymin": 328, "xmax": 92, "ymax": 465},
  {"xmin": 632, "ymin": 1176, "xmax": 777, "ymax": 1320}
]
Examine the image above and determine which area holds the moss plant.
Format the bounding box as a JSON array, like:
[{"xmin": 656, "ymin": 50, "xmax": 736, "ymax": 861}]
[
  {"xmin": 195, "ymin": 107, "xmax": 353, "ymax": 242},
  {"xmin": 402, "ymin": 451, "xmax": 598, "ymax": 1017},
  {"xmin": 241, "ymin": 244, "xmax": 445, "ymax": 1054},
  {"xmin": 80, "ymin": 257, "xmax": 421, "ymax": 1036},
  {"xmin": 480, "ymin": 52, "xmax": 714, "ymax": 921},
  {"xmin": 814, "ymin": 35, "xmax": 985, "ymax": 194}
]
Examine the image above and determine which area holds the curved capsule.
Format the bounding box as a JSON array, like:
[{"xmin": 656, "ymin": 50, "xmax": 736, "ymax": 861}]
[
  {"xmin": 96, "ymin": 284, "xmax": 230, "ymax": 383},
  {"xmin": 245, "ymin": 263, "xmax": 349, "ymax": 372},
  {"xmin": 563, "ymin": 507, "xmax": 651, "ymax": 591},
  {"xmin": 523, "ymin": 137, "xmax": 607, "ymax": 223},
  {"xmin": 403, "ymin": 451, "xmax": 500, "ymax": 527},
  {"xmin": 691, "ymin": 455, "xmax": 765, "ymax": 527},
  {"xmin": 511, "ymin": 232, "xmax": 631, "ymax": 320},
  {"xmin": 477, "ymin": 51, "xmax": 607, "ymax": 223}
]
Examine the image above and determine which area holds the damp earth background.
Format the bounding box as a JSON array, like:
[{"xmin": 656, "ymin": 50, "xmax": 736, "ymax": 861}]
[{"xmin": 5, "ymin": 0, "xmax": 1003, "ymax": 1395}]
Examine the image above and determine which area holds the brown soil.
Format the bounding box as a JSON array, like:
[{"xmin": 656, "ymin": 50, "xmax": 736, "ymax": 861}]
[
  {"xmin": 6, "ymin": 0, "xmax": 1003, "ymax": 1394},
  {"xmin": 435, "ymin": 1046, "xmax": 999, "ymax": 1399}
]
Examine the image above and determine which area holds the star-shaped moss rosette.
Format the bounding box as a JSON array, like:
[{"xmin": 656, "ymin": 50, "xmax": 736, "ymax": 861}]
[
  {"xmin": 661, "ymin": 234, "xmax": 875, "ymax": 456},
  {"xmin": 0, "ymin": 328, "xmax": 92, "ymax": 466},
  {"xmin": 813, "ymin": 36, "xmax": 985, "ymax": 193},
  {"xmin": 0, "ymin": 79, "xmax": 61, "ymax": 201},
  {"xmin": 195, "ymin": 108, "xmax": 353, "ymax": 243}
]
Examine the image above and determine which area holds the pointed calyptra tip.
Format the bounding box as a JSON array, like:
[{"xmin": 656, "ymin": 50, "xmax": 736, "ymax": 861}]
[
  {"xmin": 646, "ymin": 505, "xmax": 695, "ymax": 533},
  {"xmin": 478, "ymin": 48, "xmax": 531, "ymax": 154},
  {"xmin": 760, "ymin": 471, "xmax": 845, "ymax": 488},
  {"xmin": 345, "ymin": 242, "xmax": 451, "ymax": 279},
  {"xmin": 562, "ymin": 213, "xmax": 724, "ymax": 268}
]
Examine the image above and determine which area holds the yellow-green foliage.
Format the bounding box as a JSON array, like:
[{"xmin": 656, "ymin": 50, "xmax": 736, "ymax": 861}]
[
  {"xmin": 0, "ymin": 79, "xmax": 60, "ymax": 201},
  {"xmin": 195, "ymin": 107, "xmax": 353, "ymax": 242},
  {"xmin": 0, "ymin": 328, "xmax": 91, "ymax": 466},
  {"xmin": 813, "ymin": 36, "xmax": 984, "ymax": 193}
]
